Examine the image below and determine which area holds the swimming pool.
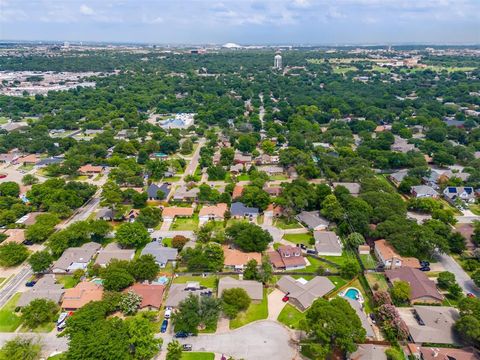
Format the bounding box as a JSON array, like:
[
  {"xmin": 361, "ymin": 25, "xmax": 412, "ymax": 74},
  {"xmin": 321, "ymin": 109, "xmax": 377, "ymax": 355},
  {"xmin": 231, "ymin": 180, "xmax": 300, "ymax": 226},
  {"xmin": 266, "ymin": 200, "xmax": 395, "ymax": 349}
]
[
  {"xmin": 155, "ymin": 276, "xmax": 169, "ymax": 285},
  {"xmin": 90, "ymin": 278, "xmax": 103, "ymax": 285},
  {"xmin": 344, "ymin": 288, "xmax": 360, "ymax": 300}
]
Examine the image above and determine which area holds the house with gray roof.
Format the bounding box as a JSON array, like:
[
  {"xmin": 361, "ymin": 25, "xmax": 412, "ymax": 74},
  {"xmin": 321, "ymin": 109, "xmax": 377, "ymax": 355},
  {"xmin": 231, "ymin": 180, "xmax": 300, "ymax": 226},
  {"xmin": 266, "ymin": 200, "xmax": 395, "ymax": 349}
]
[
  {"xmin": 35, "ymin": 157, "xmax": 64, "ymax": 167},
  {"xmin": 398, "ymin": 306, "xmax": 460, "ymax": 345},
  {"xmin": 295, "ymin": 211, "xmax": 329, "ymax": 231},
  {"xmin": 345, "ymin": 297, "xmax": 375, "ymax": 338},
  {"xmin": 230, "ymin": 202, "xmax": 259, "ymax": 219},
  {"xmin": 217, "ymin": 277, "xmax": 263, "ymax": 301},
  {"xmin": 141, "ymin": 241, "xmax": 178, "ymax": 268},
  {"xmin": 411, "ymin": 185, "xmax": 438, "ymax": 198},
  {"xmin": 147, "ymin": 183, "xmax": 171, "ymax": 200},
  {"xmin": 52, "ymin": 242, "xmax": 101, "ymax": 273},
  {"xmin": 314, "ymin": 231, "xmax": 343, "ymax": 256},
  {"xmin": 389, "ymin": 169, "xmax": 409, "ymax": 186},
  {"xmin": 17, "ymin": 275, "xmax": 65, "ymax": 307},
  {"xmin": 94, "ymin": 243, "xmax": 135, "ymax": 267},
  {"xmin": 172, "ymin": 186, "xmax": 199, "ymax": 202},
  {"xmin": 276, "ymin": 276, "xmax": 335, "ymax": 311},
  {"xmin": 332, "ymin": 182, "xmax": 361, "ymax": 196},
  {"xmin": 96, "ymin": 208, "xmax": 114, "ymax": 221},
  {"xmin": 443, "ymin": 186, "xmax": 476, "ymax": 205},
  {"xmin": 165, "ymin": 282, "xmax": 213, "ymax": 308}
]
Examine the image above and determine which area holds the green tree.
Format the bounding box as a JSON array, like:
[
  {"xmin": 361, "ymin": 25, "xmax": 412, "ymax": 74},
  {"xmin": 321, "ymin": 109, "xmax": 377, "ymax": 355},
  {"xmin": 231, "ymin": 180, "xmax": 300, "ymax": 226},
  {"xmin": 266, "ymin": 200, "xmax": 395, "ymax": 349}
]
[
  {"xmin": 172, "ymin": 235, "xmax": 188, "ymax": 250},
  {"xmin": 389, "ymin": 280, "xmax": 411, "ymax": 306},
  {"xmin": 28, "ymin": 250, "xmax": 53, "ymax": 273},
  {"xmin": 102, "ymin": 260, "xmax": 135, "ymax": 291},
  {"xmin": 166, "ymin": 340, "xmax": 183, "ymax": 360},
  {"xmin": 0, "ymin": 337, "xmax": 41, "ymax": 360},
  {"xmin": 126, "ymin": 315, "xmax": 162, "ymax": 360},
  {"xmin": 22, "ymin": 174, "xmax": 39, "ymax": 186},
  {"xmin": 221, "ymin": 288, "xmax": 251, "ymax": 318},
  {"xmin": 448, "ymin": 283, "xmax": 463, "ymax": 300},
  {"xmin": 129, "ymin": 255, "xmax": 160, "ymax": 282},
  {"xmin": 303, "ymin": 298, "xmax": 366, "ymax": 357},
  {"xmin": 220, "ymin": 147, "xmax": 235, "ymax": 166},
  {"xmin": 116, "ymin": 222, "xmax": 150, "ymax": 249},
  {"xmin": 180, "ymin": 139, "xmax": 193, "ymax": 155},
  {"xmin": 345, "ymin": 232, "xmax": 365, "ymax": 249},
  {"xmin": 243, "ymin": 259, "xmax": 260, "ymax": 281},
  {"xmin": 119, "ymin": 291, "xmax": 142, "ymax": 315},
  {"xmin": 340, "ymin": 259, "xmax": 360, "ymax": 279},
  {"xmin": 473, "ymin": 270, "xmax": 480, "ymax": 288},
  {"xmin": 225, "ymin": 222, "xmax": 272, "ymax": 252},
  {"xmin": 0, "ymin": 182, "xmax": 20, "ymax": 197},
  {"xmin": 136, "ymin": 207, "xmax": 162, "ymax": 228},
  {"xmin": 21, "ymin": 299, "xmax": 58, "ymax": 329},
  {"xmin": 385, "ymin": 347, "xmax": 405, "ymax": 360},
  {"xmin": 437, "ymin": 271, "xmax": 456, "ymax": 290},
  {"xmin": 455, "ymin": 297, "xmax": 480, "ymax": 347},
  {"xmin": 0, "ymin": 242, "xmax": 29, "ymax": 267}
]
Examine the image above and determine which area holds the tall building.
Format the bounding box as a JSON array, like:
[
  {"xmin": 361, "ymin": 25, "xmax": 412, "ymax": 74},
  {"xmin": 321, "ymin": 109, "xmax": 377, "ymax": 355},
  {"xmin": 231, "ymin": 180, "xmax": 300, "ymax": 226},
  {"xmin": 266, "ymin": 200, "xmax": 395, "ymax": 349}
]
[{"xmin": 274, "ymin": 53, "xmax": 282, "ymax": 70}]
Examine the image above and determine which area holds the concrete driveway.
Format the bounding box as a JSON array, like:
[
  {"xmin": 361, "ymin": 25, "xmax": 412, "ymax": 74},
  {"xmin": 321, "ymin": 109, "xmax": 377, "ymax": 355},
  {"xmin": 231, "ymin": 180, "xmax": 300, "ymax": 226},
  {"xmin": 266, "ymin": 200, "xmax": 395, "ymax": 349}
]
[
  {"xmin": 177, "ymin": 320, "xmax": 297, "ymax": 360},
  {"xmin": 268, "ymin": 289, "xmax": 288, "ymax": 320}
]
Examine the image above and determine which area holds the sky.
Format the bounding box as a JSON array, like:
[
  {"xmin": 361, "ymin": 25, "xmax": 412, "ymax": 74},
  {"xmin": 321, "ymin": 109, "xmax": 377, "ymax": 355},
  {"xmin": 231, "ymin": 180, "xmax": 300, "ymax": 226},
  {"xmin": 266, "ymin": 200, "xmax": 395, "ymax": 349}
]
[{"xmin": 1, "ymin": 0, "xmax": 480, "ymax": 45}]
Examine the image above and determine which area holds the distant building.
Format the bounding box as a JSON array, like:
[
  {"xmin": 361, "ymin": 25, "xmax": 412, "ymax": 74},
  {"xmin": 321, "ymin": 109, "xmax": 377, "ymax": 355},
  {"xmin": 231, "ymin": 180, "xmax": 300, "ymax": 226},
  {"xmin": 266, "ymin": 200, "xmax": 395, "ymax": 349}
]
[{"xmin": 274, "ymin": 53, "xmax": 282, "ymax": 70}]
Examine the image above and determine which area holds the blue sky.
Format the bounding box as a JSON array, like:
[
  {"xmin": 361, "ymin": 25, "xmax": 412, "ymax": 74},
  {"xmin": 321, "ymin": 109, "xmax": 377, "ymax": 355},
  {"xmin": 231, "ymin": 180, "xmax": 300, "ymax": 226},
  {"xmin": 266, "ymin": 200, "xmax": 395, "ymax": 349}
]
[{"xmin": 1, "ymin": 0, "xmax": 479, "ymax": 45}]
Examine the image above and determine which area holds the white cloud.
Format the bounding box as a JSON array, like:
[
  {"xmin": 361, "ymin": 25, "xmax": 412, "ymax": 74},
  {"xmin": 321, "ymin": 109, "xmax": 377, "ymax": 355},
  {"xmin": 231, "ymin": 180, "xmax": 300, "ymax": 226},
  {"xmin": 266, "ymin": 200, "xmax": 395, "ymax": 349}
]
[{"xmin": 80, "ymin": 4, "xmax": 94, "ymax": 16}]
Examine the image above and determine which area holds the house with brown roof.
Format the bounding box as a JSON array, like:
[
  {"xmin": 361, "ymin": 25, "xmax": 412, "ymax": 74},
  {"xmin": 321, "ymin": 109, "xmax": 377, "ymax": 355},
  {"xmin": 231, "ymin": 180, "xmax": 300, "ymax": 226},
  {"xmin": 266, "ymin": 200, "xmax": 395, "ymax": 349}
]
[
  {"xmin": 263, "ymin": 186, "xmax": 282, "ymax": 197},
  {"xmin": 162, "ymin": 206, "xmax": 194, "ymax": 221},
  {"xmin": 232, "ymin": 185, "xmax": 244, "ymax": 199},
  {"xmin": 415, "ymin": 346, "xmax": 479, "ymax": 360},
  {"xmin": 124, "ymin": 283, "xmax": 165, "ymax": 310},
  {"xmin": 385, "ymin": 267, "xmax": 443, "ymax": 304},
  {"xmin": 223, "ymin": 246, "xmax": 262, "ymax": 270},
  {"xmin": 234, "ymin": 151, "xmax": 252, "ymax": 165},
  {"xmin": 2, "ymin": 229, "xmax": 25, "ymax": 244},
  {"xmin": 374, "ymin": 239, "xmax": 420, "ymax": 269},
  {"xmin": 267, "ymin": 245, "xmax": 306, "ymax": 270},
  {"xmin": 199, "ymin": 203, "xmax": 227, "ymax": 224},
  {"xmin": 17, "ymin": 154, "xmax": 39, "ymax": 166},
  {"xmin": 78, "ymin": 164, "xmax": 104, "ymax": 175},
  {"xmin": 264, "ymin": 204, "xmax": 284, "ymax": 218},
  {"xmin": 61, "ymin": 281, "xmax": 104, "ymax": 310}
]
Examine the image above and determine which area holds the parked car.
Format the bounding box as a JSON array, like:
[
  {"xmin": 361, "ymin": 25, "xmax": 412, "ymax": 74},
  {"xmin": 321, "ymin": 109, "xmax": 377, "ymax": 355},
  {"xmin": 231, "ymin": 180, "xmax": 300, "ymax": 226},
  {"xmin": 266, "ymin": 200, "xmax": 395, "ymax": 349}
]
[
  {"xmin": 23, "ymin": 240, "xmax": 34, "ymax": 246},
  {"xmin": 467, "ymin": 293, "xmax": 476, "ymax": 298},
  {"xmin": 147, "ymin": 228, "xmax": 154, "ymax": 233},
  {"xmin": 306, "ymin": 249, "xmax": 316, "ymax": 255},
  {"xmin": 282, "ymin": 295, "xmax": 289, "ymax": 302},
  {"xmin": 164, "ymin": 307, "xmax": 172, "ymax": 319},
  {"xmin": 182, "ymin": 344, "xmax": 192, "ymax": 351},
  {"xmin": 300, "ymin": 244, "xmax": 307, "ymax": 250},
  {"xmin": 420, "ymin": 260, "xmax": 430, "ymax": 267},
  {"xmin": 25, "ymin": 280, "xmax": 36, "ymax": 287},
  {"xmin": 419, "ymin": 266, "xmax": 430, "ymax": 272},
  {"xmin": 174, "ymin": 331, "xmax": 189, "ymax": 338},
  {"xmin": 160, "ymin": 319, "xmax": 168, "ymax": 333}
]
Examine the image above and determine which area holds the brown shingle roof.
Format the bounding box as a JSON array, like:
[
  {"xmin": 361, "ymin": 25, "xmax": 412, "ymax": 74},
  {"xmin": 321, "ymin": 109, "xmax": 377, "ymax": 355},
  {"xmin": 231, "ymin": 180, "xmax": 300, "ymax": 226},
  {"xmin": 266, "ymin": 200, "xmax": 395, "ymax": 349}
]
[
  {"xmin": 223, "ymin": 246, "xmax": 262, "ymax": 267},
  {"xmin": 124, "ymin": 283, "xmax": 165, "ymax": 309},
  {"xmin": 61, "ymin": 282, "xmax": 103, "ymax": 310},
  {"xmin": 385, "ymin": 267, "xmax": 443, "ymax": 302},
  {"xmin": 78, "ymin": 164, "xmax": 104, "ymax": 174},
  {"xmin": 162, "ymin": 206, "xmax": 194, "ymax": 218},
  {"xmin": 199, "ymin": 203, "xmax": 227, "ymax": 218}
]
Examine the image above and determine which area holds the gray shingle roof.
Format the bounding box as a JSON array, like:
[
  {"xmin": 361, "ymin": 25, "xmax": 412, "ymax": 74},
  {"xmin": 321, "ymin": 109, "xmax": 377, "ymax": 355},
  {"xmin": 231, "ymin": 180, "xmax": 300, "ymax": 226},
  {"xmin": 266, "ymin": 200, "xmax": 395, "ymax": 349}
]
[
  {"xmin": 217, "ymin": 277, "xmax": 263, "ymax": 301},
  {"xmin": 141, "ymin": 242, "xmax": 178, "ymax": 266},
  {"xmin": 17, "ymin": 275, "xmax": 65, "ymax": 307},
  {"xmin": 230, "ymin": 202, "xmax": 259, "ymax": 216}
]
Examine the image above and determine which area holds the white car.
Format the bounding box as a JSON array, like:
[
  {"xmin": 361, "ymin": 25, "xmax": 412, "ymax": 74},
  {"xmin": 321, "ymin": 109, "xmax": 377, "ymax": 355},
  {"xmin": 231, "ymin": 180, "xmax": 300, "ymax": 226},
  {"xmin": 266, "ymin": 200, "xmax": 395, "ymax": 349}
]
[
  {"xmin": 147, "ymin": 228, "xmax": 154, "ymax": 233},
  {"xmin": 164, "ymin": 307, "xmax": 172, "ymax": 319}
]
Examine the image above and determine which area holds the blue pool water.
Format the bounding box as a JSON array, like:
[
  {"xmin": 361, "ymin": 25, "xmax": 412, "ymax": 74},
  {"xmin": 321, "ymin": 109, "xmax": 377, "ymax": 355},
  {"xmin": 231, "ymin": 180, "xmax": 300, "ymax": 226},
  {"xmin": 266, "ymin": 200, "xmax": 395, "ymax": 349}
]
[
  {"xmin": 91, "ymin": 278, "xmax": 103, "ymax": 285},
  {"xmin": 344, "ymin": 288, "xmax": 360, "ymax": 300},
  {"xmin": 156, "ymin": 276, "xmax": 169, "ymax": 285}
]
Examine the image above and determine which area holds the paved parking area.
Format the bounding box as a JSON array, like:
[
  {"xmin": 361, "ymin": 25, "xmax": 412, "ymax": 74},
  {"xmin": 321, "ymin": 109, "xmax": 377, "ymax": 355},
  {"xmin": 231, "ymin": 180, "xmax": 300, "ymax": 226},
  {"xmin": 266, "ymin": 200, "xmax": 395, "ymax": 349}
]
[{"xmin": 177, "ymin": 320, "xmax": 297, "ymax": 360}]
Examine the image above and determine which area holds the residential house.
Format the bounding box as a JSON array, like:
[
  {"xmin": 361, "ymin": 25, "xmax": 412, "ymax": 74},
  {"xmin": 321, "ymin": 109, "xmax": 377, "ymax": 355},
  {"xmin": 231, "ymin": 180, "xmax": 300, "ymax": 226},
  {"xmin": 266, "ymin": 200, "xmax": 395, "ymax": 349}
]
[
  {"xmin": 389, "ymin": 169, "xmax": 409, "ymax": 186},
  {"xmin": 314, "ymin": 231, "xmax": 343, "ymax": 256},
  {"xmin": 230, "ymin": 202, "xmax": 259, "ymax": 219},
  {"xmin": 125, "ymin": 209, "xmax": 140, "ymax": 222},
  {"xmin": 255, "ymin": 154, "xmax": 279, "ymax": 165},
  {"xmin": 94, "ymin": 243, "xmax": 135, "ymax": 267},
  {"xmin": 276, "ymin": 276, "xmax": 335, "ymax": 311},
  {"xmin": 52, "ymin": 242, "xmax": 101, "ymax": 273},
  {"xmin": 61, "ymin": 281, "xmax": 104, "ymax": 310},
  {"xmin": 332, "ymin": 182, "xmax": 361, "ymax": 196},
  {"xmin": 15, "ymin": 211, "xmax": 43, "ymax": 226},
  {"xmin": 413, "ymin": 346, "xmax": 479, "ymax": 360},
  {"xmin": 172, "ymin": 186, "xmax": 199, "ymax": 202},
  {"xmin": 17, "ymin": 154, "xmax": 39, "ymax": 166},
  {"xmin": 17, "ymin": 275, "xmax": 65, "ymax": 307},
  {"xmin": 0, "ymin": 153, "xmax": 19, "ymax": 164},
  {"xmin": 217, "ymin": 277, "xmax": 263, "ymax": 301},
  {"xmin": 124, "ymin": 283, "xmax": 165, "ymax": 311},
  {"xmin": 165, "ymin": 282, "xmax": 213, "ymax": 308},
  {"xmin": 392, "ymin": 135, "xmax": 416, "ymax": 153},
  {"xmin": 96, "ymin": 208, "xmax": 114, "ymax": 221},
  {"xmin": 257, "ymin": 165, "xmax": 284, "ymax": 176},
  {"xmin": 398, "ymin": 306, "xmax": 460, "ymax": 345},
  {"xmin": 374, "ymin": 239, "xmax": 420, "ymax": 269},
  {"xmin": 230, "ymin": 163, "xmax": 247, "ymax": 174},
  {"xmin": 295, "ymin": 211, "xmax": 330, "ymax": 231},
  {"xmin": 234, "ymin": 151, "xmax": 252, "ymax": 165},
  {"xmin": 141, "ymin": 241, "xmax": 178, "ymax": 268},
  {"xmin": 161, "ymin": 206, "xmax": 194, "ymax": 221},
  {"xmin": 411, "ymin": 185, "xmax": 438, "ymax": 198},
  {"xmin": 223, "ymin": 246, "xmax": 262, "ymax": 271},
  {"xmin": 443, "ymin": 186, "xmax": 476, "ymax": 205},
  {"xmin": 267, "ymin": 245, "xmax": 306, "ymax": 270},
  {"xmin": 358, "ymin": 244, "xmax": 371, "ymax": 255},
  {"xmin": 264, "ymin": 204, "xmax": 284, "ymax": 218},
  {"xmin": 147, "ymin": 183, "xmax": 171, "ymax": 200},
  {"xmin": 78, "ymin": 164, "xmax": 104, "ymax": 175},
  {"xmin": 385, "ymin": 267, "xmax": 443, "ymax": 304},
  {"xmin": 36, "ymin": 157, "xmax": 63, "ymax": 167},
  {"xmin": 199, "ymin": 203, "xmax": 227, "ymax": 224},
  {"xmin": 263, "ymin": 185, "xmax": 282, "ymax": 197},
  {"xmin": 2, "ymin": 229, "xmax": 25, "ymax": 244}
]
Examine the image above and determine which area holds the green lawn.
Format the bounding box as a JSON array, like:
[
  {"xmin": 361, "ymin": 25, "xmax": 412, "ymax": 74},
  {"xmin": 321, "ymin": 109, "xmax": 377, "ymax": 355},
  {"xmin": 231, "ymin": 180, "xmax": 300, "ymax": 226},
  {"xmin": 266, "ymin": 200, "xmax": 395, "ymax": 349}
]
[
  {"xmin": 270, "ymin": 174, "xmax": 288, "ymax": 181},
  {"xmin": 360, "ymin": 254, "xmax": 377, "ymax": 270},
  {"xmin": 277, "ymin": 304, "xmax": 305, "ymax": 329},
  {"xmin": 173, "ymin": 276, "xmax": 217, "ymax": 289},
  {"xmin": 181, "ymin": 353, "xmax": 215, "ymax": 360},
  {"xmin": 328, "ymin": 276, "xmax": 348, "ymax": 291},
  {"xmin": 171, "ymin": 216, "xmax": 199, "ymax": 231},
  {"xmin": 469, "ymin": 204, "xmax": 480, "ymax": 215},
  {"xmin": 230, "ymin": 290, "xmax": 268, "ymax": 329},
  {"xmin": 282, "ymin": 233, "xmax": 313, "ymax": 246},
  {"xmin": 274, "ymin": 218, "xmax": 303, "ymax": 229},
  {"xmin": 56, "ymin": 275, "xmax": 78, "ymax": 289},
  {"xmin": 365, "ymin": 272, "xmax": 389, "ymax": 292},
  {"xmin": 237, "ymin": 173, "xmax": 250, "ymax": 181},
  {"xmin": 47, "ymin": 354, "xmax": 66, "ymax": 360},
  {"xmin": 351, "ymin": 277, "xmax": 374, "ymax": 313},
  {"xmin": 0, "ymin": 293, "xmax": 23, "ymax": 332},
  {"xmin": 162, "ymin": 238, "xmax": 173, "ymax": 247},
  {"xmin": 164, "ymin": 176, "xmax": 182, "ymax": 182},
  {"xmin": 321, "ymin": 252, "xmax": 356, "ymax": 267}
]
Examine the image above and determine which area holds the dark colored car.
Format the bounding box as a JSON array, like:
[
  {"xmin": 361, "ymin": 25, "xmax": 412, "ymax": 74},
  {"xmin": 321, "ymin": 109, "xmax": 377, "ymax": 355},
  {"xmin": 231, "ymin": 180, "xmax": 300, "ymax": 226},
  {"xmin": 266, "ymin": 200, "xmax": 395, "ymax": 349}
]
[
  {"xmin": 420, "ymin": 261, "xmax": 430, "ymax": 267},
  {"xmin": 419, "ymin": 266, "xmax": 430, "ymax": 272},
  {"xmin": 25, "ymin": 281, "xmax": 37, "ymax": 287},
  {"xmin": 300, "ymin": 244, "xmax": 307, "ymax": 250},
  {"xmin": 160, "ymin": 319, "xmax": 168, "ymax": 333},
  {"xmin": 23, "ymin": 240, "xmax": 34, "ymax": 246},
  {"xmin": 306, "ymin": 249, "xmax": 316, "ymax": 255},
  {"xmin": 175, "ymin": 332, "xmax": 189, "ymax": 338}
]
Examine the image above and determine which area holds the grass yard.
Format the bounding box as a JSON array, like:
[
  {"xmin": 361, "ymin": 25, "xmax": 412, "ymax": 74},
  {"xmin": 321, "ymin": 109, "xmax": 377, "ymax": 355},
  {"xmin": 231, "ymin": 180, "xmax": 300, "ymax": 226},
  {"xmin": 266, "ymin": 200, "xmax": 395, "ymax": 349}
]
[
  {"xmin": 274, "ymin": 218, "xmax": 303, "ymax": 230},
  {"xmin": 282, "ymin": 233, "xmax": 313, "ymax": 245},
  {"xmin": 328, "ymin": 276, "xmax": 347, "ymax": 291},
  {"xmin": 230, "ymin": 290, "xmax": 268, "ymax": 329},
  {"xmin": 292, "ymin": 256, "xmax": 323, "ymax": 273},
  {"xmin": 321, "ymin": 252, "xmax": 356, "ymax": 267},
  {"xmin": 0, "ymin": 117, "xmax": 9, "ymax": 124},
  {"xmin": 237, "ymin": 173, "xmax": 250, "ymax": 181},
  {"xmin": 47, "ymin": 354, "xmax": 66, "ymax": 360},
  {"xmin": 181, "ymin": 353, "xmax": 215, "ymax": 360},
  {"xmin": 270, "ymin": 174, "xmax": 288, "ymax": 181},
  {"xmin": 162, "ymin": 237, "xmax": 173, "ymax": 247},
  {"xmin": 360, "ymin": 254, "xmax": 377, "ymax": 270},
  {"xmin": 277, "ymin": 303, "xmax": 305, "ymax": 330},
  {"xmin": 469, "ymin": 204, "xmax": 480, "ymax": 215},
  {"xmin": 56, "ymin": 275, "xmax": 78, "ymax": 289},
  {"xmin": 0, "ymin": 293, "xmax": 22, "ymax": 332},
  {"xmin": 173, "ymin": 275, "xmax": 217, "ymax": 289},
  {"xmin": 164, "ymin": 176, "xmax": 182, "ymax": 182},
  {"xmin": 365, "ymin": 272, "xmax": 389, "ymax": 292},
  {"xmin": 171, "ymin": 216, "xmax": 199, "ymax": 231}
]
